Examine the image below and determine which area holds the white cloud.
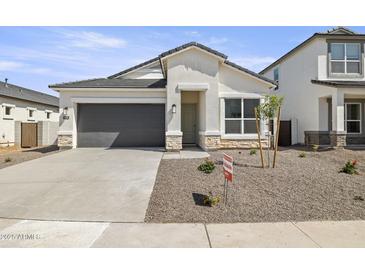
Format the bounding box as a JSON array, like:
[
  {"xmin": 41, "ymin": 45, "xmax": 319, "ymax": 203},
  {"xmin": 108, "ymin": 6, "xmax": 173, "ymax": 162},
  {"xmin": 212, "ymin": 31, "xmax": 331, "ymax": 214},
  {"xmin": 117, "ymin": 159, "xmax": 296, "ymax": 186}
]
[
  {"xmin": 62, "ymin": 31, "xmax": 127, "ymax": 49},
  {"xmin": 0, "ymin": 60, "xmax": 53, "ymax": 76},
  {"xmin": 0, "ymin": 61, "xmax": 25, "ymax": 71},
  {"xmin": 231, "ymin": 56, "xmax": 277, "ymax": 72},
  {"xmin": 207, "ymin": 37, "xmax": 228, "ymax": 45},
  {"xmin": 184, "ymin": 31, "xmax": 200, "ymax": 37}
]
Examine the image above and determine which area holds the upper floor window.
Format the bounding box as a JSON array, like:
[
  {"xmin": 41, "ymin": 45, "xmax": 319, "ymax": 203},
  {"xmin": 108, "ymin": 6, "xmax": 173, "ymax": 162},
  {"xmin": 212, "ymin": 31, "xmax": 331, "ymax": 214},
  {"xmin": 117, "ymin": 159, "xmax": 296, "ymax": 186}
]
[
  {"xmin": 273, "ymin": 67, "xmax": 279, "ymax": 83},
  {"xmin": 2, "ymin": 104, "xmax": 15, "ymax": 120},
  {"xmin": 330, "ymin": 43, "xmax": 361, "ymax": 74},
  {"xmin": 45, "ymin": 110, "xmax": 52, "ymax": 119},
  {"xmin": 27, "ymin": 107, "xmax": 36, "ymax": 121}
]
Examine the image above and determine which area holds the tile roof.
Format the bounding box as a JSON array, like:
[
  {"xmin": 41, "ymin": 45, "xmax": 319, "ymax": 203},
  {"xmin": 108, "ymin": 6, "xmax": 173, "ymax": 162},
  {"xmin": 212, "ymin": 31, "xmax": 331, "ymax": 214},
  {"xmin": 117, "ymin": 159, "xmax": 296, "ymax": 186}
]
[
  {"xmin": 224, "ymin": 60, "xmax": 277, "ymax": 85},
  {"xmin": 0, "ymin": 80, "xmax": 59, "ymax": 107},
  {"xmin": 49, "ymin": 78, "xmax": 167, "ymax": 89},
  {"xmin": 108, "ymin": 57, "xmax": 160, "ymax": 79}
]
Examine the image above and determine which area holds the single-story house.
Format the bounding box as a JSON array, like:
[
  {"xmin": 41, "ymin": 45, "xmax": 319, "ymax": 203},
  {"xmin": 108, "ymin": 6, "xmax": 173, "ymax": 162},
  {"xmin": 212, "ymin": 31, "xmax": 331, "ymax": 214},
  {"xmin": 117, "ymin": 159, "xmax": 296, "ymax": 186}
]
[
  {"xmin": 261, "ymin": 27, "xmax": 365, "ymax": 147},
  {"xmin": 50, "ymin": 42, "xmax": 276, "ymax": 151},
  {"xmin": 0, "ymin": 79, "xmax": 59, "ymax": 148}
]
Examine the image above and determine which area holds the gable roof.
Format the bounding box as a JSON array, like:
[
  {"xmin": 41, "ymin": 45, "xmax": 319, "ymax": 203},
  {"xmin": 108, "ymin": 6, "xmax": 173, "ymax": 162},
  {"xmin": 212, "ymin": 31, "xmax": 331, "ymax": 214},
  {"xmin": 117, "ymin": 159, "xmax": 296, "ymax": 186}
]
[
  {"xmin": 223, "ymin": 60, "xmax": 277, "ymax": 85},
  {"xmin": 0, "ymin": 80, "xmax": 59, "ymax": 107},
  {"xmin": 159, "ymin": 42, "xmax": 228, "ymax": 60},
  {"xmin": 51, "ymin": 42, "xmax": 276, "ymax": 89},
  {"xmin": 326, "ymin": 26, "xmax": 356, "ymax": 35},
  {"xmin": 108, "ymin": 57, "xmax": 160, "ymax": 79},
  {"xmin": 49, "ymin": 78, "xmax": 166, "ymax": 89},
  {"xmin": 108, "ymin": 42, "xmax": 228, "ymax": 79},
  {"xmin": 260, "ymin": 27, "xmax": 365, "ymax": 75}
]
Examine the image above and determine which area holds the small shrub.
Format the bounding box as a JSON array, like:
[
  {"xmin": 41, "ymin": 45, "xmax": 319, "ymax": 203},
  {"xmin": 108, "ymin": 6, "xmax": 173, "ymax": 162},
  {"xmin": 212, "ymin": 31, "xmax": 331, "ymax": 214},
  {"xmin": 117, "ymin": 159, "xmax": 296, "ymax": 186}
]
[
  {"xmin": 4, "ymin": 157, "xmax": 11, "ymax": 163},
  {"xmin": 203, "ymin": 192, "xmax": 221, "ymax": 207},
  {"xmin": 249, "ymin": 148, "xmax": 257, "ymax": 155},
  {"xmin": 354, "ymin": 195, "xmax": 364, "ymax": 201},
  {"xmin": 198, "ymin": 159, "xmax": 215, "ymax": 174},
  {"xmin": 340, "ymin": 160, "xmax": 359, "ymax": 175},
  {"xmin": 312, "ymin": 144, "xmax": 319, "ymax": 152},
  {"xmin": 298, "ymin": 152, "xmax": 306, "ymax": 158}
]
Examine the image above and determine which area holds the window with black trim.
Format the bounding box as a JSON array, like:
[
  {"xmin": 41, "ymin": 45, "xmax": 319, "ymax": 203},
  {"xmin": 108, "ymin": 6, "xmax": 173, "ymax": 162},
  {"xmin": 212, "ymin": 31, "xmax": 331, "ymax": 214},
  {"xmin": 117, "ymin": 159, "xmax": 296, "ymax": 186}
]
[{"xmin": 345, "ymin": 103, "xmax": 361, "ymax": 134}]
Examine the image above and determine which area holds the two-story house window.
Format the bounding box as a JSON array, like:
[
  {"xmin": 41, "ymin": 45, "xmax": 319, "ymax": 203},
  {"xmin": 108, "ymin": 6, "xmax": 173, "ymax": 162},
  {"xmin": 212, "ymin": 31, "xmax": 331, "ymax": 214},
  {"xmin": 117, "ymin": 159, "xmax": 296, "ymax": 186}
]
[
  {"xmin": 273, "ymin": 67, "xmax": 279, "ymax": 83},
  {"xmin": 330, "ymin": 43, "xmax": 361, "ymax": 74}
]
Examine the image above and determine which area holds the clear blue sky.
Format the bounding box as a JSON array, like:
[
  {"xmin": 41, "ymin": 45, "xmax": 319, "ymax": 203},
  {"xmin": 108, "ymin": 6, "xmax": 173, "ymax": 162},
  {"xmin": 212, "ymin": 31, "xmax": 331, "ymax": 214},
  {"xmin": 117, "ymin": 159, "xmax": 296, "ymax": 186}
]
[{"xmin": 1, "ymin": 26, "xmax": 365, "ymax": 96}]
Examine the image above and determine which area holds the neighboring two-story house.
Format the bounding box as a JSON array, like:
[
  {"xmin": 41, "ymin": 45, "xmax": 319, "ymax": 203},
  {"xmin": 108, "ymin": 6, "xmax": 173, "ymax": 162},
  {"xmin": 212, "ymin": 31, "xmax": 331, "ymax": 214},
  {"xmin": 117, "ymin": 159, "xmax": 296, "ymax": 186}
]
[
  {"xmin": 261, "ymin": 27, "xmax": 365, "ymax": 147},
  {"xmin": 0, "ymin": 79, "xmax": 59, "ymax": 148}
]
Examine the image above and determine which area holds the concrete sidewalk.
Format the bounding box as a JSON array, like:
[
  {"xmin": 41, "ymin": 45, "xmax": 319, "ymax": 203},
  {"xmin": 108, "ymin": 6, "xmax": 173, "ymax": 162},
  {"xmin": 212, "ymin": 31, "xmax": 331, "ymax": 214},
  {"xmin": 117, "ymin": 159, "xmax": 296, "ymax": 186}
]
[{"xmin": 1, "ymin": 218, "xmax": 365, "ymax": 247}]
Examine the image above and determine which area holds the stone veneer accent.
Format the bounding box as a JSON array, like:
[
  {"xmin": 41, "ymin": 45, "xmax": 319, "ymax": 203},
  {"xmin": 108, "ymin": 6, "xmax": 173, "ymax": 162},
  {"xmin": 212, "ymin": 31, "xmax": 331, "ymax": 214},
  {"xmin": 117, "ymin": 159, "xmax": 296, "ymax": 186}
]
[
  {"xmin": 304, "ymin": 131, "xmax": 331, "ymax": 145},
  {"xmin": 58, "ymin": 134, "xmax": 73, "ymax": 148},
  {"xmin": 166, "ymin": 135, "xmax": 182, "ymax": 151},
  {"xmin": 329, "ymin": 131, "xmax": 346, "ymax": 147},
  {"xmin": 220, "ymin": 138, "xmax": 268, "ymax": 149},
  {"xmin": 198, "ymin": 134, "xmax": 268, "ymax": 151},
  {"xmin": 198, "ymin": 135, "xmax": 220, "ymax": 151}
]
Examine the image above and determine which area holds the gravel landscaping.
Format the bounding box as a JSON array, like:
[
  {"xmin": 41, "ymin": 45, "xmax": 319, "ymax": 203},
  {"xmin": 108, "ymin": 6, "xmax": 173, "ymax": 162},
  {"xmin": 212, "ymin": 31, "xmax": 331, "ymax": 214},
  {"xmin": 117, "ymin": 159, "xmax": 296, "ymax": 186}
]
[
  {"xmin": 145, "ymin": 147, "xmax": 365, "ymax": 223},
  {"xmin": 0, "ymin": 146, "xmax": 61, "ymax": 169}
]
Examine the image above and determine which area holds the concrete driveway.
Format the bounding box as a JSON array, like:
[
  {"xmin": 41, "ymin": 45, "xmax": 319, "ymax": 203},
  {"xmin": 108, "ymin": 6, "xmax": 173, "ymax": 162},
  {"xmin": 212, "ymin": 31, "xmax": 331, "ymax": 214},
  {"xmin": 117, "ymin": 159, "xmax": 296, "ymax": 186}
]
[{"xmin": 0, "ymin": 148, "xmax": 163, "ymax": 222}]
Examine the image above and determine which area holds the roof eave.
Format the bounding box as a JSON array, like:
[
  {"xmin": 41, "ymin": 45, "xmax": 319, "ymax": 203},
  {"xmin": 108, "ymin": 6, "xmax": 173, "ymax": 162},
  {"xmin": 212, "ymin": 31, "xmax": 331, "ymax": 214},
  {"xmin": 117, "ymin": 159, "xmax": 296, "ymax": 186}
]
[
  {"xmin": 223, "ymin": 61, "xmax": 277, "ymax": 87},
  {"xmin": 260, "ymin": 32, "xmax": 365, "ymax": 75}
]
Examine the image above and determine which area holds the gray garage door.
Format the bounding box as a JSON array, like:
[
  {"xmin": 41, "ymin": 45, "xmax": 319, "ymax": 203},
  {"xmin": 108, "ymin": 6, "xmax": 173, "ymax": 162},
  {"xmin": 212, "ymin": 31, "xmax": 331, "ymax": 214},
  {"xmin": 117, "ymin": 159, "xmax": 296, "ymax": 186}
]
[{"xmin": 77, "ymin": 104, "xmax": 165, "ymax": 147}]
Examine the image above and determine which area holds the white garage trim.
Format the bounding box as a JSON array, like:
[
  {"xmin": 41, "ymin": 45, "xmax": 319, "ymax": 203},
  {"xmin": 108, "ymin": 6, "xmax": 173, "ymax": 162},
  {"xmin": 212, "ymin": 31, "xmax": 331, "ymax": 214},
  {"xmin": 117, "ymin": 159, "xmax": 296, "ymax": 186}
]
[{"xmin": 71, "ymin": 97, "xmax": 166, "ymax": 104}]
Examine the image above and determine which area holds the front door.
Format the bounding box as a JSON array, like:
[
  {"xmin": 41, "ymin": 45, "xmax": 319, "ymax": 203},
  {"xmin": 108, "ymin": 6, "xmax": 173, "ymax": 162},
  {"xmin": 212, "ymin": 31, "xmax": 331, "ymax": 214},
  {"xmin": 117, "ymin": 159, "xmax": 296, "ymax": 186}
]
[{"xmin": 182, "ymin": 104, "xmax": 196, "ymax": 144}]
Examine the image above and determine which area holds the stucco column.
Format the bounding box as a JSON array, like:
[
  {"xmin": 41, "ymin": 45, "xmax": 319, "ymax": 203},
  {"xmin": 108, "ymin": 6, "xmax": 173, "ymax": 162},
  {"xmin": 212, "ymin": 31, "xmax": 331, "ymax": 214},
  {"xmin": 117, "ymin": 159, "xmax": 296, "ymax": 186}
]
[
  {"xmin": 332, "ymin": 89, "xmax": 345, "ymax": 132},
  {"xmin": 165, "ymin": 84, "xmax": 182, "ymax": 151},
  {"xmin": 330, "ymin": 89, "xmax": 346, "ymax": 147}
]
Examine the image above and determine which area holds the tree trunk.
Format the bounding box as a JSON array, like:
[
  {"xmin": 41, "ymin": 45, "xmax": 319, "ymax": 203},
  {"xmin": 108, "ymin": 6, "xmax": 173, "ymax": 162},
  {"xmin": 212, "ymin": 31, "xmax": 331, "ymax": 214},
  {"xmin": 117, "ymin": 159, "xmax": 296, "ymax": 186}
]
[
  {"xmin": 255, "ymin": 108, "xmax": 265, "ymax": 168},
  {"xmin": 273, "ymin": 106, "xmax": 281, "ymax": 168}
]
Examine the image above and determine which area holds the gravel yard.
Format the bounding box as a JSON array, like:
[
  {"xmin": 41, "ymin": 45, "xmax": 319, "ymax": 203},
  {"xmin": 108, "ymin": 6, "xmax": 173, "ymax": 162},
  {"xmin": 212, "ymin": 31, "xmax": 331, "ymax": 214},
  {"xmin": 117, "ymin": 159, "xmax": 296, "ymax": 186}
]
[
  {"xmin": 0, "ymin": 146, "xmax": 61, "ymax": 169},
  {"xmin": 145, "ymin": 147, "xmax": 365, "ymax": 223}
]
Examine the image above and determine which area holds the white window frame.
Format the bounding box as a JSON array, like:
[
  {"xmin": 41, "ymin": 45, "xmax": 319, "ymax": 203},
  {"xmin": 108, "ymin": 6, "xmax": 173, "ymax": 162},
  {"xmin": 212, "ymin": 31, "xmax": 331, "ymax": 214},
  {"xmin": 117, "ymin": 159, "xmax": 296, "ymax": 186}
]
[
  {"xmin": 345, "ymin": 103, "xmax": 362, "ymax": 134},
  {"xmin": 223, "ymin": 98, "xmax": 260, "ymax": 138},
  {"xmin": 27, "ymin": 107, "xmax": 37, "ymax": 121},
  {"xmin": 330, "ymin": 43, "xmax": 361, "ymax": 75},
  {"xmin": 2, "ymin": 103, "xmax": 15, "ymax": 120},
  {"xmin": 45, "ymin": 110, "xmax": 52, "ymax": 119}
]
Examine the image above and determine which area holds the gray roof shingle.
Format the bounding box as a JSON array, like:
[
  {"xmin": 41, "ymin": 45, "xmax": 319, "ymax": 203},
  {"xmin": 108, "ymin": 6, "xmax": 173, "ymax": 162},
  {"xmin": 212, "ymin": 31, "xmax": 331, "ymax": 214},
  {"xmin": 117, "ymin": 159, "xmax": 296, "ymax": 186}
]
[
  {"xmin": 0, "ymin": 80, "xmax": 59, "ymax": 107},
  {"xmin": 49, "ymin": 78, "xmax": 167, "ymax": 89},
  {"xmin": 224, "ymin": 60, "xmax": 277, "ymax": 85},
  {"xmin": 159, "ymin": 42, "xmax": 228, "ymax": 59},
  {"xmin": 108, "ymin": 57, "xmax": 160, "ymax": 79}
]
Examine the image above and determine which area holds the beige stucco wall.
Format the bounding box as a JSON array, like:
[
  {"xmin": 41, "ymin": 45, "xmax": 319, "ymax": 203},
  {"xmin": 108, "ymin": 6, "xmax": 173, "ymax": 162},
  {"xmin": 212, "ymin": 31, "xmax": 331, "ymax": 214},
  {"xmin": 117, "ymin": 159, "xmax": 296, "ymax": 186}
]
[
  {"xmin": 0, "ymin": 96, "xmax": 58, "ymax": 146},
  {"xmin": 262, "ymin": 38, "xmax": 336, "ymax": 144},
  {"xmin": 165, "ymin": 48, "xmax": 220, "ymax": 135}
]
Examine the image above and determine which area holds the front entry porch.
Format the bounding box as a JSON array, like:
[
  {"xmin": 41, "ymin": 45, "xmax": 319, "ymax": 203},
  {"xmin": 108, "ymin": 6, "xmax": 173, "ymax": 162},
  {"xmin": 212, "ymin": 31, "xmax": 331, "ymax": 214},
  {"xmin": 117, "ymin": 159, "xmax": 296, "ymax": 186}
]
[{"xmin": 305, "ymin": 88, "xmax": 365, "ymax": 147}]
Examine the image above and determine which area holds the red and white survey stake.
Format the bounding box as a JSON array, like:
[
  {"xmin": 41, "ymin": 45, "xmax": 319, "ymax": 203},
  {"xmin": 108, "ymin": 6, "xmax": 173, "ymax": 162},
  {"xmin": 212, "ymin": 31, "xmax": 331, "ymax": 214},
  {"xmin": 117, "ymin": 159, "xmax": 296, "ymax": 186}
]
[{"xmin": 223, "ymin": 153, "xmax": 233, "ymax": 182}]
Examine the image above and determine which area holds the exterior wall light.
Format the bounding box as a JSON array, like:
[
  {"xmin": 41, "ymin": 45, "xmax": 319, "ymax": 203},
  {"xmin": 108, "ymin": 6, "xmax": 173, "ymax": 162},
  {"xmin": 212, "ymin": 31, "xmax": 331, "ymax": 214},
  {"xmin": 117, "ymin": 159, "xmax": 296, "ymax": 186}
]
[
  {"xmin": 63, "ymin": 107, "xmax": 69, "ymax": 120},
  {"xmin": 172, "ymin": 104, "xmax": 176, "ymax": 114}
]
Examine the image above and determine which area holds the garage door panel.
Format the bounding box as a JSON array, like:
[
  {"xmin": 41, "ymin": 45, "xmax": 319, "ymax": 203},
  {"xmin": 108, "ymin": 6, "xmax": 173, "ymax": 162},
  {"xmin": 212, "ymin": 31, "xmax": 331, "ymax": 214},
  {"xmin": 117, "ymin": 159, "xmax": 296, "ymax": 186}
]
[{"xmin": 77, "ymin": 104, "xmax": 165, "ymax": 147}]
